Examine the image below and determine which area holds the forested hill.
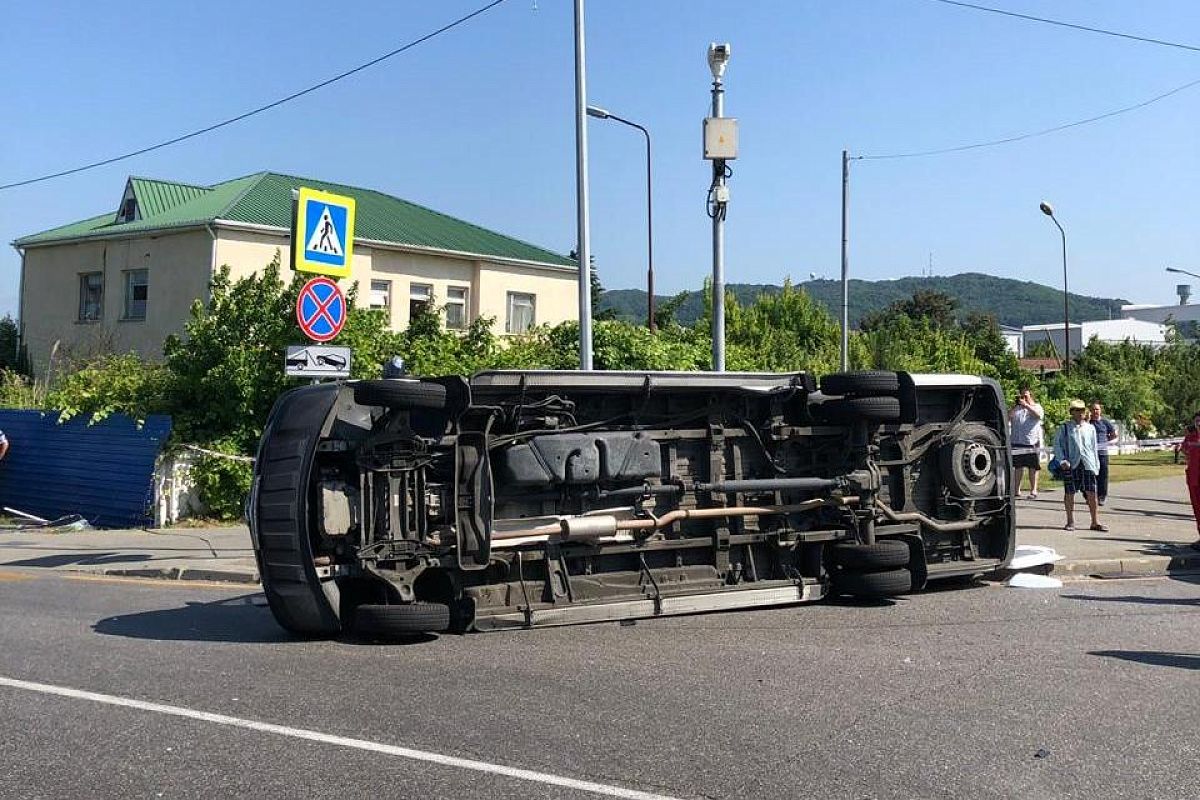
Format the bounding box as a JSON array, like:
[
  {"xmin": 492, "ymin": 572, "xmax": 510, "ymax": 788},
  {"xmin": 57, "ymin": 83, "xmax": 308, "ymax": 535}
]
[{"xmin": 598, "ymin": 273, "xmax": 1129, "ymax": 329}]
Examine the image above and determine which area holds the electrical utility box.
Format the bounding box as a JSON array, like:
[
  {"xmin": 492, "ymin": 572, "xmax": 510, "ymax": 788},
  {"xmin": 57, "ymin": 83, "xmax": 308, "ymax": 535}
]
[{"xmin": 703, "ymin": 117, "xmax": 739, "ymax": 160}]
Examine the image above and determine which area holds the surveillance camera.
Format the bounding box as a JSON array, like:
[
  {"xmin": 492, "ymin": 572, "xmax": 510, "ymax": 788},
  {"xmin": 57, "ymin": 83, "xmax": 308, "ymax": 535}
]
[{"xmin": 707, "ymin": 42, "xmax": 731, "ymax": 80}]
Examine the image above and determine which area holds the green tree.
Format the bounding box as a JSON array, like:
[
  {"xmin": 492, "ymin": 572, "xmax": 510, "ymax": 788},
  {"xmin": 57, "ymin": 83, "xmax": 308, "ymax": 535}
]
[
  {"xmin": 857, "ymin": 315, "xmax": 985, "ymax": 374},
  {"xmin": 162, "ymin": 252, "xmax": 411, "ymax": 449},
  {"xmin": 860, "ymin": 289, "xmax": 959, "ymax": 332},
  {"xmin": 653, "ymin": 290, "xmax": 692, "ymax": 330},
  {"xmin": 0, "ymin": 316, "xmax": 30, "ymax": 376},
  {"xmin": 725, "ymin": 281, "xmax": 842, "ymax": 374},
  {"xmin": 44, "ymin": 354, "xmax": 170, "ymax": 423},
  {"xmin": 1153, "ymin": 340, "xmax": 1200, "ymax": 433},
  {"xmin": 162, "ymin": 260, "xmax": 297, "ymax": 450},
  {"xmin": 959, "ymin": 311, "xmax": 1023, "ymax": 388}
]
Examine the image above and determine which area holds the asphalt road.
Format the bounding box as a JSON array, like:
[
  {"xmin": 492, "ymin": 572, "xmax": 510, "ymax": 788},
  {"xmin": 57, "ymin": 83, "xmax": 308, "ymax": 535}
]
[{"xmin": 0, "ymin": 570, "xmax": 1196, "ymax": 800}]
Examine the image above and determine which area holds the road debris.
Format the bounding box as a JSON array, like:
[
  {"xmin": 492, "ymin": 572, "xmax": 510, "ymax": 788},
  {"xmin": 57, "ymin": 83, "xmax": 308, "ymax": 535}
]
[
  {"xmin": 1008, "ymin": 545, "xmax": 1064, "ymax": 571},
  {"xmin": 1006, "ymin": 572, "xmax": 1063, "ymax": 589}
]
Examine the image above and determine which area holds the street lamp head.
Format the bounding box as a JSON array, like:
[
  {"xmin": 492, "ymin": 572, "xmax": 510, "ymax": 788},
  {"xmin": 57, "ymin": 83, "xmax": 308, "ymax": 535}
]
[
  {"xmin": 707, "ymin": 42, "xmax": 731, "ymax": 81},
  {"xmin": 1039, "ymin": 201, "xmax": 1055, "ymax": 217},
  {"xmin": 586, "ymin": 105, "xmax": 610, "ymax": 120},
  {"xmin": 1166, "ymin": 267, "xmax": 1184, "ymax": 274}
]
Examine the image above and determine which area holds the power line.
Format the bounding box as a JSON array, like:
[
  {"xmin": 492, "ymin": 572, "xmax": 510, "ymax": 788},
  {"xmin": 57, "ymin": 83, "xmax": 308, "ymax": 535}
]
[
  {"xmin": 927, "ymin": 0, "xmax": 1200, "ymax": 53},
  {"xmin": 0, "ymin": 0, "xmax": 510, "ymax": 191},
  {"xmin": 859, "ymin": 75, "xmax": 1200, "ymax": 160}
]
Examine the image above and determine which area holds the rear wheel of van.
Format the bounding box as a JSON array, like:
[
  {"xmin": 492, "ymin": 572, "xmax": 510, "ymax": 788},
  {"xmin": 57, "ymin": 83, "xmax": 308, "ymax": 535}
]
[
  {"xmin": 819, "ymin": 370, "xmax": 900, "ymax": 397},
  {"xmin": 817, "ymin": 396, "xmax": 902, "ymax": 424},
  {"xmin": 832, "ymin": 568, "xmax": 912, "ymax": 598},
  {"xmin": 830, "ymin": 539, "xmax": 910, "ymax": 571}
]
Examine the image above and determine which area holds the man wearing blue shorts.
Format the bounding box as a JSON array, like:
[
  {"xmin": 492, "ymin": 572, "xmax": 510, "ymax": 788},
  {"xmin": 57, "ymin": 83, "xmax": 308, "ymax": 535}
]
[{"xmin": 1054, "ymin": 399, "xmax": 1105, "ymax": 532}]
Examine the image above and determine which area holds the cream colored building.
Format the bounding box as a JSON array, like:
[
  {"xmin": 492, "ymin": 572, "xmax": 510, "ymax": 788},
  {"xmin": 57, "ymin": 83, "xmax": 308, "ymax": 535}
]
[{"xmin": 13, "ymin": 172, "xmax": 579, "ymax": 375}]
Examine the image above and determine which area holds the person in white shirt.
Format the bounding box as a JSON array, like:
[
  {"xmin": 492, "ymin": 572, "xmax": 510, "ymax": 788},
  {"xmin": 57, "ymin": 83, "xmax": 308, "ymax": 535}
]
[{"xmin": 1008, "ymin": 386, "xmax": 1044, "ymax": 499}]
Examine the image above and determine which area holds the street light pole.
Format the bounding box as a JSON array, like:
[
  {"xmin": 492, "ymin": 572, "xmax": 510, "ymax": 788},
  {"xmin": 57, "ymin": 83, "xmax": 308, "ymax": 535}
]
[
  {"xmin": 587, "ymin": 106, "xmax": 656, "ymax": 332},
  {"xmin": 1040, "ymin": 201, "xmax": 1069, "ymax": 375},
  {"xmin": 573, "ymin": 0, "xmax": 594, "ymax": 370},
  {"xmin": 840, "ymin": 149, "xmax": 850, "ymax": 371},
  {"xmin": 1166, "ymin": 266, "xmax": 1200, "ymax": 280}
]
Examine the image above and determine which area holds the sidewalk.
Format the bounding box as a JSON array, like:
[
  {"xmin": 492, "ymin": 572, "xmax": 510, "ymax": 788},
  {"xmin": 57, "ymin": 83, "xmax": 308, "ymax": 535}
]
[
  {"xmin": 0, "ymin": 477, "xmax": 1197, "ymax": 585},
  {"xmin": 0, "ymin": 526, "xmax": 258, "ymax": 583},
  {"xmin": 1010, "ymin": 475, "xmax": 1200, "ymax": 578}
]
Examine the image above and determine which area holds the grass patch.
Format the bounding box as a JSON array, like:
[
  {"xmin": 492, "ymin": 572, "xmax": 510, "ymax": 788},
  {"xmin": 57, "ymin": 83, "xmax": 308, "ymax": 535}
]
[{"xmin": 1108, "ymin": 449, "xmax": 1186, "ymax": 483}]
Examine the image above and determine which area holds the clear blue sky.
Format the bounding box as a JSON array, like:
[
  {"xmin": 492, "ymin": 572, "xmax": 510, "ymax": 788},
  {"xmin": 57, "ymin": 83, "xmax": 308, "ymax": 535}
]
[{"xmin": 3, "ymin": 0, "xmax": 1199, "ymax": 318}]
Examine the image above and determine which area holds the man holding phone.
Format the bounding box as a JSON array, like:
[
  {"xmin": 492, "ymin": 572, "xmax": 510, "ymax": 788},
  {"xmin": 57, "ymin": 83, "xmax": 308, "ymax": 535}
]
[{"xmin": 1009, "ymin": 385, "xmax": 1044, "ymax": 499}]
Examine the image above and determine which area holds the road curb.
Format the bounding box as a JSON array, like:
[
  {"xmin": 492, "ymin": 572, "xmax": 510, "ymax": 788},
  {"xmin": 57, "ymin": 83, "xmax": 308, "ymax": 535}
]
[
  {"xmin": 1053, "ymin": 551, "xmax": 1200, "ymax": 579},
  {"xmin": 96, "ymin": 566, "xmax": 260, "ymax": 584}
]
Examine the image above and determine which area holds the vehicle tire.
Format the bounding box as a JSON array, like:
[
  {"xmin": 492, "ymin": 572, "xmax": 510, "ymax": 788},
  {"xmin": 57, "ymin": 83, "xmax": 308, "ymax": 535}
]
[
  {"xmin": 817, "ymin": 396, "xmax": 901, "ymax": 423},
  {"xmin": 939, "ymin": 422, "xmax": 1002, "ymax": 498},
  {"xmin": 830, "ymin": 539, "xmax": 911, "ymax": 570},
  {"xmin": 819, "ymin": 370, "xmax": 899, "ymax": 397},
  {"xmin": 832, "ymin": 568, "xmax": 912, "ymax": 598},
  {"xmin": 353, "ymin": 602, "xmax": 451, "ymax": 636},
  {"xmin": 254, "ymin": 384, "xmax": 344, "ymax": 637},
  {"xmin": 353, "ymin": 379, "xmax": 447, "ymax": 409}
]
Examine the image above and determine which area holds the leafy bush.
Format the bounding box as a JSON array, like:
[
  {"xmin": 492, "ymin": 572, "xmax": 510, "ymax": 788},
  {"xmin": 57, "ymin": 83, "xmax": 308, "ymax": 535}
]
[
  {"xmin": 188, "ymin": 441, "xmax": 254, "ymax": 520},
  {"xmin": 857, "ymin": 316, "xmax": 986, "ymax": 375},
  {"xmin": 726, "ymin": 282, "xmax": 842, "ymax": 374},
  {"xmin": 0, "ymin": 369, "xmax": 44, "ymax": 409},
  {"xmin": 162, "ymin": 258, "xmax": 298, "ymax": 451},
  {"xmin": 45, "ymin": 354, "xmax": 170, "ymax": 424}
]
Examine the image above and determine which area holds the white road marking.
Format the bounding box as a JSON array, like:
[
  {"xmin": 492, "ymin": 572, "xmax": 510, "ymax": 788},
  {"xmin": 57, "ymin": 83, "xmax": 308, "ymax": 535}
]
[{"xmin": 0, "ymin": 675, "xmax": 685, "ymax": 800}]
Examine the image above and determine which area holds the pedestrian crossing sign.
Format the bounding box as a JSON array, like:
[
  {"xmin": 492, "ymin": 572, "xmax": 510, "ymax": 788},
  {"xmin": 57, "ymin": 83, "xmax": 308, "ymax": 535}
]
[{"xmin": 292, "ymin": 187, "xmax": 356, "ymax": 277}]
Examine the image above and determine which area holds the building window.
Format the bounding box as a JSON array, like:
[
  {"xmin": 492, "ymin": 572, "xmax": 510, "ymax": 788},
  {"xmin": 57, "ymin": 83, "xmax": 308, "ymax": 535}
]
[
  {"xmin": 123, "ymin": 269, "xmax": 148, "ymax": 320},
  {"xmin": 79, "ymin": 272, "xmax": 103, "ymax": 321},
  {"xmin": 446, "ymin": 286, "xmax": 469, "ymax": 329},
  {"xmin": 370, "ymin": 280, "xmax": 391, "ymax": 311},
  {"xmin": 410, "ymin": 283, "xmax": 432, "ymax": 319},
  {"xmin": 506, "ymin": 291, "xmax": 536, "ymax": 333},
  {"xmin": 118, "ymin": 197, "xmax": 138, "ymax": 223}
]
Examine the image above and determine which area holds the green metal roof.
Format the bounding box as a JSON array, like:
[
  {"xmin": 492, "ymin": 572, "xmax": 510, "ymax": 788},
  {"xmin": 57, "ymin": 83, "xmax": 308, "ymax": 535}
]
[
  {"xmin": 14, "ymin": 172, "xmax": 576, "ymax": 268},
  {"xmin": 128, "ymin": 177, "xmax": 211, "ymax": 218}
]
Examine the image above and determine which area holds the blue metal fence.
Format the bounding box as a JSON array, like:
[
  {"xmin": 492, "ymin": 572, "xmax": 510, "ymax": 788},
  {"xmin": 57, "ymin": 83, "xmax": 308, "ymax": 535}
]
[{"xmin": 0, "ymin": 410, "xmax": 172, "ymax": 529}]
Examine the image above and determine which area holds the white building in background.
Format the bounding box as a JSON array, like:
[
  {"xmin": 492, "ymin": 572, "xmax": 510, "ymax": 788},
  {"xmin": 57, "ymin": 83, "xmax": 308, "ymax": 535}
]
[
  {"xmin": 1022, "ymin": 319, "xmax": 1168, "ymax": 358},
  {"xmin": 1121, "ymin": 283, "xmax": 1200, "ymax": 325},
  {"xmin": 1000, "ymin": 325, "xmax": 1024, "ymax": 357}
]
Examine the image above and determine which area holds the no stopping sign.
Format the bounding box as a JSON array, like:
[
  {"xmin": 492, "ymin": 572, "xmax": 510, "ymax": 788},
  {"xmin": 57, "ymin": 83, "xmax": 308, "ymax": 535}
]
[{"xmin": 296, "ymin": 276, "xmax": 346, "ymax": 342}]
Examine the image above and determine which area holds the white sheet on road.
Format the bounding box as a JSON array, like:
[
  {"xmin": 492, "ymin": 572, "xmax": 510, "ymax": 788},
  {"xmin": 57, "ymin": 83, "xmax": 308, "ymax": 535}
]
[
  {"xmin": 1007, "ymin": 544, "xmax": 1064, "ymax": 571},
  {"xmin": 1006, "ymin": 572, "xmax": 1063, "ymax": 589}
]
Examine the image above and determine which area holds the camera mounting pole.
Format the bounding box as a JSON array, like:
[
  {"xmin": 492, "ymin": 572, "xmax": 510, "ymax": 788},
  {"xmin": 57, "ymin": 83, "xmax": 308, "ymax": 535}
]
[{"xmin": 704, "ymin": 43, "xmax": 736, "ymax": 371}]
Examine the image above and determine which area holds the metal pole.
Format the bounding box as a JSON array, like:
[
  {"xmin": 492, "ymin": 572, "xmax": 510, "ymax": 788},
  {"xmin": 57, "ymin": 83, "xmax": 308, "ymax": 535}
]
[
  {"xmin": 840, "ymin": 149, "xmax": 849, "ymax": 371},
  {"xmin": 644, "ymin": 127, "xmax": 655, "ymax": 333},
  {"xmin": 711, "ymin": 79, "xmax": 726, "ymax": 371},
  {"xmin": 1053, "ymin": 217, "xmax": 1069, "ymax": 375},
  {"xmin": 573, "ymin": 0, "xmax": 593, "ymax": 370}
]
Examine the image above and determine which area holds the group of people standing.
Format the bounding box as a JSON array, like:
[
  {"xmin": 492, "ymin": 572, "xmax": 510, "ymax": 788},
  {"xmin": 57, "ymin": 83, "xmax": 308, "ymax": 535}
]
[{"xmin": 1008, "ymin": 386, "xmax": 1115, "ymax": 532}]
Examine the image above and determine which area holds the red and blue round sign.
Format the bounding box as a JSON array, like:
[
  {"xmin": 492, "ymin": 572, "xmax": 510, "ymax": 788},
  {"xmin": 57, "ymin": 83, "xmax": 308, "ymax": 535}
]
[{"xmin": 296, "ymin": 276, "xmax": 346, "ymax": 342}]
